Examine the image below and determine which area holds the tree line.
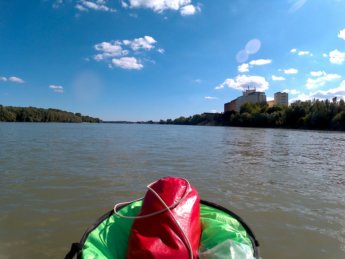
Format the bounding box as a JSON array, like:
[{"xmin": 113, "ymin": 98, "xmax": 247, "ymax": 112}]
[
  {"xmin": 158, "ymin": 98, "xmax": 345, "ymax": 131},
  {"xmin": 0, "ymin": 105, "xmax": 102, "ymax": 123}
]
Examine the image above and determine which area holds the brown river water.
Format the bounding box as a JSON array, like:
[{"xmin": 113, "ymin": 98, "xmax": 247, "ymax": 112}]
[{"xmin": 0, "ymin": 123, "xmax": 344, "ymax": 258}]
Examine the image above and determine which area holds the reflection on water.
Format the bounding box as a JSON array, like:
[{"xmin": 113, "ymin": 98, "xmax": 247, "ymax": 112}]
[{"xmin": 0, "ymin": 123, "xmax": 344, "ymax": 258}]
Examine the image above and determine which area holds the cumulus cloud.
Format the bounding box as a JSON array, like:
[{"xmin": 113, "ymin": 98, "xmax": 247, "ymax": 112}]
[
  {"xmin": 121, "ymin": 0, "xmax": 200, "ymax": 15},
  {"xmin": 123, "ymin": 36, "xmax": 156, "ymax": 51},
  {"xmin": 76, "ymin": 0, "xmax": 116, "ymax": 12},
  {"xmin": 238, "ymin": 63, "xmax": 249, "ymax": 73},
  {"xmin": 306, "ymin": 72, "xmax": 341, "ymax": 89},
  {"xmin": 205, "ymin": 96, "xmax": 217, "ymax": 100},
  {"xmin": 289, "ymin": 93, "xmax": 312, "ymax": 102},
  {"xmin": 289, "ymin": 80, "xmax": 345, "ymax": 103},
  {"xmin": 49, "ymin": 85, "xmax": 64, "ymax": 93},
  {"xmin": 180, "ymin": 4, "xmax": 200, "ymax": 16},
  {"xmin": 290, "ymin": 81, "xmax": 345, "ymax": 102},
  {"xmin": 216, "ymin": 75, "xmax": 269, "ymax": 92},
  {"xmin": 284, "ymin": 68, "xmax": 298, "ymax": 74},
  {"xmin": 329, "ymin": 49, "xmax": 345, "ymax": 64},
  {"xmin": 94, "ymin": 41, "xmax": 128, "ymax": 60},
  {"xmin": 112, "ymin": 57, "xmax": 143, "ymax": 70},
  {"xmin": 311, "ymin": 80, "xmax": 345, "ymax": 99},
  {"xmin": 310, "ymin": 71, "xmax": 325, "ymax": 77},
  {"xmin": 290, "ymin": 48, "xmax": 312, "ymax": 56},
  {"xmin": 298, "ymin": 50, "xmax": 312, "ymax": 56},
  {"xmin": 249, "ymin": 59, "xmax": 272, "ymax": 66},
  {"xmin": 272, "ymin": 75, "xmax": 286, "ymax": 81},
  {"xmin": 93, "ymin": 36, "xmax": 159, "ymax": 70},
  {"xmin": 238, "ymin": 59, "xmax": 271, "ymax": 73},
  {"xmin": 338, "ymin": 28, "xmax": 345, "ymax": 41},
  {"xmin": 282, "ymin": 88, "xmax": 301, "ymax": 95},
  {"xmin": 8, "ymin": 76, "xmax": 25, "ymax": 83}
]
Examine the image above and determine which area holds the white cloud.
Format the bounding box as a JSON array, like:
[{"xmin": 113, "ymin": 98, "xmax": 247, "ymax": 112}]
[
  {"xmin": 238, "ymin": 63, "xmax": 249, "ymax": 73},
  {"xmin": 312, "ymin": 80, "xmax": 345, "ymax": 99},
  {"xmin": 76, "ymin": 0, "xmax": 116, "ymax": 12},
  {"xmin": 338, "ymin": 28, "xmax": 345, "ymax": 41},
  {"xmin": 238, "ymin": 59, "xmax": 271, "ymax": 73},
  {"xmin": 112, "ymin": 57, "xmax": 143, "ymax": 70},
  {"xmin": 180, "ymin": 4, "xmax": 200, "ymax": 16},
  {"xmin": 93, "ymin": 36, "xmax": 159, "ymax": 70},
  {"xmin": 76, "ymin": 4, "xmax": 88, "ymax": 11},
  {"xmin": 49, "ymin": 85, "xmax": 64, "ymax": 93},
  {"xmin": 215, "ymin": 85, "xmax": 224, "ymax": 90},
  {"xmin": 306, "ymin": 73, "xmax": 341, "ymax": 89},
  {"xmin": 205, "ymin": 96, "xmax": 217, "ymax": 100},
  {"xmin": 289, "ymin": 93, "xmax": 311, "ymax": 102},
  {"xmin": 298, "ymin": 50, "xmax": 311, "ymax": 56},
  {"xmin": 8, "ymin": 76, "xmax": 25, "ymax": 83},
  {"xmin": 310, "ymin": 71, "xmax": 326, "ymax": 77},
  {"xmin": 124, "ymin": 36, "xmax": 157, "ymax": 51},
  {"xmin": 0, "ymin": 76, "xmax": 8, "ymax": 82},
  {"xmin": 194, "ymin": 79, "xmax": 202, "ymax": 84},
  {"xmin": 282, "ymin": 88, "xmax": 300, "ymax": 95},
  {"xmin": 94, "ymin": 36, "xmax": 157, "ymax": 60},
  {"xmin": 289, "ymin": 81, "xmax": 345, "ymax": 103},
  {"xmin": 216, "ymin": 75, "xmax": 269, "ymax": 92},
  {"xmin": 290, "ymin": 48, "xmax": 312, "ymax": 56},
  {"xmin": 121, "ymin": 0, "xmax": 200, "ymax": 16},
  {"xmin": 249, "ymin": 59, "xmax": 272, "ymax": 66},
  {"xmin": 94, "ymin": 41, "xmax": 127, "ymax": 60},
  {"xmin": 284, "ymin": 68, "xmax": 298, "ymax": 74},
  {"xmin": 329, "ymin": 49, "xmax": 345, "ymax": 64},
  {"xmin": 323, "ymin": 53, "xmax": 328, "ymax": 58},
  {"xmin": 272, "ymin": 75, "xmax": 286, "ymax": 81}
]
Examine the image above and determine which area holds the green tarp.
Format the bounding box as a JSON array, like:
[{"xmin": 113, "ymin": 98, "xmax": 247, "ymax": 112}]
[{"xmin": 81, "ymin": 201, "xmax": 254, "ymax": 258}]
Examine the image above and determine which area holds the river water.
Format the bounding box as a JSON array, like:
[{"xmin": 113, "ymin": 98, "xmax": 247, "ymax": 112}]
[{"xmin": 0, "ymin": 123, "xmax": 344, "ymax": 258}]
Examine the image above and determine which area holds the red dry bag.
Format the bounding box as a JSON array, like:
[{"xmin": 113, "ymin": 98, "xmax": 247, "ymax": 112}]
[{"xmin": 126, "ymin": 177, "xmax": 201, "ymax": 259}]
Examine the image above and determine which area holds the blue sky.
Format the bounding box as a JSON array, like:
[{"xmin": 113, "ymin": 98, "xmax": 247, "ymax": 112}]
[{"xmin": 1, "ymin": 0, "xmax": 345, "ymax": 121}]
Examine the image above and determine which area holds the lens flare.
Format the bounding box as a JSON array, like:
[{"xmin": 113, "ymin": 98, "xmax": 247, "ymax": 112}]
[
  {"xmin": 245, "ymin": 39, "xmax": 261, "ymax": 54},
  {"xmin": 236, "ymin": 49, "xmax": 249, "ymax": 63}
]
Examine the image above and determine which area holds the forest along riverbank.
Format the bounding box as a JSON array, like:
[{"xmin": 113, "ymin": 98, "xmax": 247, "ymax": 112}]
[{"xmin": 156, "ymin": 99, "xmax": 345, "ymax": 131}]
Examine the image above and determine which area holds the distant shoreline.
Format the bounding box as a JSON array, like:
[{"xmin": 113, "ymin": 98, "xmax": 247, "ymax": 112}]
[
  {"xmin": 3, "ymin": 98, "xmax": 345, "ymax": 132},
  {"xmin": 0, "ymin": 105, "xmax": 101, "ymax": 123},
  {"xmin": 152, "ymin": 99, "xmax": 345, "ymax": 132}
]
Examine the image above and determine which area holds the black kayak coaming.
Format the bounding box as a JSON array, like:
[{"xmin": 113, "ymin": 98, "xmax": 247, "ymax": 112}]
[{"xmin": 65, "ymin": 200, "xmax": 260, "ymax": 259}]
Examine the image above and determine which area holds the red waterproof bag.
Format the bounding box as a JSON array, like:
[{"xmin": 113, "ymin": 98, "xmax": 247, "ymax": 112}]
[{"xmin": 126, "ymin": 177, "xmax": 201, "ymax": 259}]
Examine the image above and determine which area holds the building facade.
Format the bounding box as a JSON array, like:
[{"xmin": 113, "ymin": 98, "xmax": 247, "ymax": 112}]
[
  {"xmin": 224, "ymin": 89, "xmax": 267, "ymax": 113},
  {"xmin": 274, "ymin": 92, "xmax": 288, "ymax": 106},
  {"xmin": 235, "ymin": 90, "xmax": 266, "ymax": 112},
  {"xmin": 224, "ymin": 99, "xmax": 237, "ymax": 113}
]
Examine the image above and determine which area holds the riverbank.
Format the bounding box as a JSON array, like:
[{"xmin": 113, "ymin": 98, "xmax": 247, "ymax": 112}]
[
  {"xmin": 156, "ymin": 99, "xmax": 345, "ymax": 131},
  {"xmin": 0, "ymin": 105, "xmax": 101, "ymax": 123}
]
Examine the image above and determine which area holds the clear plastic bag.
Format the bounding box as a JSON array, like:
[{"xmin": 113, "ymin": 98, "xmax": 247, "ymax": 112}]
[{"xmin": 199, "ymin": 239, "xmax": 255, "ymax": 259}]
